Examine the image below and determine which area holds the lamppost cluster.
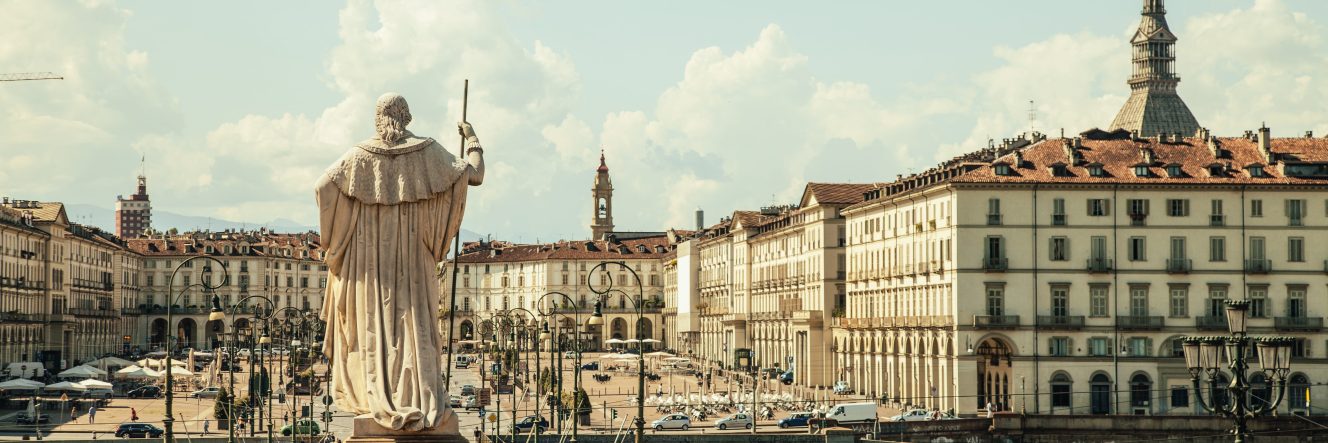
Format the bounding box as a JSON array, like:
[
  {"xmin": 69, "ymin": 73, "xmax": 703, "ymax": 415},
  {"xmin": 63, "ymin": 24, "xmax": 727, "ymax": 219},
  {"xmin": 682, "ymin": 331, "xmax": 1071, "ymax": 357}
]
[{"xmin": 1182, "ymin": 300, "xmax": 1295, "ymax": 443}]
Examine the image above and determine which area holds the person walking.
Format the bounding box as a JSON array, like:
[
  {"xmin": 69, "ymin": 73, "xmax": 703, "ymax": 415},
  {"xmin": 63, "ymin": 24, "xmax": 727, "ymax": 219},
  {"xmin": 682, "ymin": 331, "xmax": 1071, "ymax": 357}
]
[
  {"xmin": 204, "ymin": 419, "xmax": 211, "ymax": 434},
  {"xmin": 130, "ymin": 408, "xmax": 139, "ymax": 422},
  {"xmin": 88, "ymin": 405, "xmax": 96, "ymax": 423}
]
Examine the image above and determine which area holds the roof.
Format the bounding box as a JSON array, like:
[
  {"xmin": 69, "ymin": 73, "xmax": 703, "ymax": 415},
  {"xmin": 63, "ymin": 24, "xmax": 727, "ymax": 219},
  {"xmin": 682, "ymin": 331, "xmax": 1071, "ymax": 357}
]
[
  {"xmin": 801, "ymin": 183, "xmax": 878, "ymax": 206},
  {"xmin": 127, "ymin": 231, "xmax": 324, "ymax": 260},
  {"xmin": 455, "ymin": 236, "xmax": 673, "ymax": 264}
]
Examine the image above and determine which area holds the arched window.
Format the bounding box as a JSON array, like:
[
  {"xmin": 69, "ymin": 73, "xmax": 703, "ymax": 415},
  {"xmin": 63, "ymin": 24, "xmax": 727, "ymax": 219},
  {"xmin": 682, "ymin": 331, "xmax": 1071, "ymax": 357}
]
[
  {"xmin": 1249, "ymin": 372, "xmax": 1270, "ymax": 410},
  {"xmin": 1051, "ymin": 373, "xmax": 1073, "ymax": 409},
  {"xmin": 1090, "ymin": 373, "xmax": 1112, "ymax": 415},
  {"xmin": 1289, "ymin": 374, "xmax": 1310, "ymax": 411},
  {"xmin": 1130, "ymin": 373, "xmax": 1153, "ymax": 411}
]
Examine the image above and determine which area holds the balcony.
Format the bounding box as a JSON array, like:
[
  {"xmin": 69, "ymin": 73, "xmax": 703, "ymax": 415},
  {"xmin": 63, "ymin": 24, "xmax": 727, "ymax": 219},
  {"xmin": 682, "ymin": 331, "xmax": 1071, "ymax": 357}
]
[
  {"xmin": 1086, "ymin": 258, "xmax": 1113, "ymax": 273},
  {"xmin": 983, "ymin": 257, "xmax": 1008, "ymax": 272},
  {"xmin": 1037, "ymin": 315, "xmax": 1085, "ymax": 330},
  {"xmin": 1275, "ymin": 316, "xmax": 1324, "ymax": 331},
  {"xmin": 1210, "ymin": 215, "xmax": 1225, "ymax": 226},
  {"xmin": 973, "ymin": 315, "xmax": 1019, "ymax": 329},
  {"xmin": 1117, "ymin": 315, "xmax": 1165, "ymax": 330},
  {"xmin": 1195, "ymin": 316, "xmax": 1228, "ymax": 331},
  {"xmin": 1051, "ymin": 214, "xmax": 1066, "ymax": 226},
  {"xmin": 0, "ymin": 312, "xmax": 43, "ymax": 323},
  {"xmin": 1166, "ymin": 258, "xmax": 1192, "ymax": 274},
  {"xmin": 68, "ymin": 308, "xmax": 118, "ymax": 318},
  {"xmin": 1245, "ymin": 259, "xmax": 1272, "ymax": 274},
  {"xmin": 986, "ymin": 214, "xmax": 1002, "ymax": 226}
]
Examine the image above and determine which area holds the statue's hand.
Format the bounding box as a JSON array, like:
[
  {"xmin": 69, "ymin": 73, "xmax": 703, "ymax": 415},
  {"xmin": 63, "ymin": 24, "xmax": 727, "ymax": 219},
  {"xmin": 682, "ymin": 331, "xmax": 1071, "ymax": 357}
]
[{"xmin": 458, "ymin": 122, "xmax": 478, "ymax": 141}]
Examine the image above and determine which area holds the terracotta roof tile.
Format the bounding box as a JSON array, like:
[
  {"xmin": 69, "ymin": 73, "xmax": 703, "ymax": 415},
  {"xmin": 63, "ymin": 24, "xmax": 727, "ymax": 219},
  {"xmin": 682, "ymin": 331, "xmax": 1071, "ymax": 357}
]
[{"xmin": 456, "ymin": 236, "xmax": 673, "ymax": 264}]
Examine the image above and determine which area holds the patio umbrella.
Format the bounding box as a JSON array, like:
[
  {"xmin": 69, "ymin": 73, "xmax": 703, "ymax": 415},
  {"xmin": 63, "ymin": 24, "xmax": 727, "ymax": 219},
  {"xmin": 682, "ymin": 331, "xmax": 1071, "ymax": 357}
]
[
  {"xmin": 86, "ymin": 356, "xmax": 135, "ymax": 368},
  {"xmin": 116, "ymin": 365, "xmax": 162, "ymax": 379},
  {"xmin": 42, "ymin": 381, "xmax": 88, "ymax": 392},
  {"xmin": 0, "ymin": 378, "xmax": 45, "ymax": 391},
  {"xmin": 57, "ymin": 365, "xmax": 107, "ymax": 379},
  {"xmin": 137, "ymin": 358, "xmax": 187, "ymax": 369},
  {"xmin": 604, "ymin": 338, "xmax": 625, "ymax": 345},
  {"xmin": 164, "ymin": 366, "xmax": 194, "ymax": 377},
  {"xmin": 77, "ymin": 379, "xmax": 114, "ymax": 390},
  {"xmin": 645, "ymin": 351, "xmax": 675, "ymax": 358},
  {"xmin": 623, "ymin": 339, "xmax": 640, "ymax": 344},
  {"xmin": 642, "ymin": 339, "xmax": 661, "ymax": 343}
]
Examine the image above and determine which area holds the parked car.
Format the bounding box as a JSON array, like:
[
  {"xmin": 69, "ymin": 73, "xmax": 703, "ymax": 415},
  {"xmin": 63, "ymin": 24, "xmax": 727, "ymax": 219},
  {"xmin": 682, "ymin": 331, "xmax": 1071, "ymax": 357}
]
[
  {"xmin": 779, "ymin": 371, "xmax": 794, "ymax": 385},
  {"xmin": 449, "ymin": 395, "xmax": 462, "ymax": 408},
  {"xmin": 281, "ymin": 419, "xmax": 321, "ymax": 436},
  {"xmin": 126, "ymin": 385, "xmax": 162, "ymax": 398},
  {"xmin": 189, "ymin": 387, "xmax": 222, "ymax": 398},
  {"xmin": 15, "ymin": 412, "xmax": 49, "ymax": 424},
  {"xmin": 115, "ymin": 423, "xmax": 163, "ymax": 438},
  {"xmin": 889, "ymin": 409, "xmax": 932, "ymax": 422},
  {"xmin": 455, "ymin": 356, "xmax": 470, "ymax": 369},
  {"xmin": 827, "ymin": 402, "xmax": 878, "ymax": 424},
  {"xmin": 778, "ymin": 411, "xmax": 814, "ymax": 428},
  {"xmin": 513, "ymin": 415, "xmax": 548, "ymax": 433},
  {"xmin": 715, "ymin": 413, "xmax": 753, "ymax": 430},
  {"xmin": 650, "ymin": 414, "xmax": 691, "ymax": 431},
  {"xmin": 462, "ymin": 395, "xmax": 479, "ymax": 410},
  {"xmin": 459, "ymin": 385, "xmax": 476, "ymax": 397},
  {"xmin": 832, "ymin": 380, "xmax": 853, "ymax": 395},
  {"xmin": 581, "ymin": 362, "xmax": 599, "ymax": 371}
]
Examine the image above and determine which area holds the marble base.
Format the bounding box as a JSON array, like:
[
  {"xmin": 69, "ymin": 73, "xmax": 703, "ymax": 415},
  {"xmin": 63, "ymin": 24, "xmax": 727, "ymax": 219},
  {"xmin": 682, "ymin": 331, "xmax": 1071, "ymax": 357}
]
[{"xmin": 347, "ymin": 414, "xmax": 467, "ymax": 443}]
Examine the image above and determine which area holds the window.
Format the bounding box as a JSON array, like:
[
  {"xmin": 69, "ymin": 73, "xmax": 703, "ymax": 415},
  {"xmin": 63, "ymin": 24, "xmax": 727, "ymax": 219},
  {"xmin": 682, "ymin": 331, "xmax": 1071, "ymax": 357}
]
[
  {"xmin": 1128, "ymin": 237, "xmax": 1147, "ymax": 261},
  {"xmin": 1171, "ymin": 387, "xmax": 1190, "ymax": 408},
  {"xmin": 1207, "ymin": 285, "xmax": 1229, "ymax": 317},
  {"xmin": 1088, "ymin": 164, "xmax": 1105, "ymax": 177},
  {"xmin": 1129, "ymin": 337, "xmax": 1151, "ymax": 357},
  {"xmin": 1049, "ymin": 237, "xmax": 1069, "ymax": 261},
  {"xmin": 1210, "ymin": 199, "xmax": 1225, "ymax": 226},
  {"xmin": 1088, "ymin": 337, "xmax": 1110, "ymax": 356},
  {"xmin": 1288, "ymin": 237, "xmax": 1305, "ymax": 262},
  {"xmin": 1087, "ymin": 199, "xmax": 1110, "ymax": 216},
  {"xmin": 985, "ymin": 285, "xmax": 1004, "ymax": 316},
  {"xmin": 1130, "ymin": 286, "xmax": 1149, "ymax": 317},
  {"xmin": 1127, "ymin": 199, "xmax": 1149, "ymax": 225},
  {"xmin": 1287, "ymin": 286, "xmax": 1307, "ymax": 318},
  {"xmin": 1166, "ymin": 165, "xmax": 1183, "ymax": 177},
  {"xmin": 1049, "ymin": 337, "xmax": 1071, "ymax": 356},
  {"xmin": 1051, "ymin": 198, "xmax": 1067, "ymax": 225},
  {"xmin": 1169, "ymin": 237, "xmax": 1187, "ymax": 260},
  {"xmin": 1134, "ymin": 165, "xmax": 1150, "ymax": 177},
  {"xmin": 1251, "ymin": 199, "xmax": 1263, "ymax": 217},
  {"xmin": 1167, "ymin": 199, "xmax": 1190, "ymax": 217},
  {"xmin": 1051, "ymin": 286, "xmax": 1069, "ymax": 317},
  {"xmin": 1249, "ymin": 165, "xmax": 1266, "ymax": 177},
  {"xmin": 1051, "ymin": 374, "xmax": 1072, "ymax": 408},
  {"xmin": 1209, "ymin": 237, "xmax": 1226, "ymax": 262},
  {"xmin": 1051, "ymin": 164, "xmax": 1070, "ymax": 177},
  {"xmin": 1249, "ymin": 286, "xmax": 1268, "ymax": 318},
  {"xmin": 987, "ymin": 198, "xmax": 1002, "ymax": 225},
  {"xmin": 1090, "ymin": 285, "xmax": 1109, "ymax": 317},
  {"xmin": 1286, "ymin": 199, "xmax": 1306, "ymax": 226},
  {"xmin": 994, "ymin": 164, "xmax": 1013, "ymax": 176},
  {"xmin": 1169, "ymin": 285, "xmax": 1188, "ymax": 317}
]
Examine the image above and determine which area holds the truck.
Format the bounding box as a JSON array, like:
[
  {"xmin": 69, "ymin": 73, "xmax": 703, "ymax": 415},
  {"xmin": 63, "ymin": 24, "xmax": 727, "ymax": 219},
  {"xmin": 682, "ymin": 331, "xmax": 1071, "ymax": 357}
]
[{"xmin": 825, "ymin": 402, "xmax": 877, "ymax": 424}]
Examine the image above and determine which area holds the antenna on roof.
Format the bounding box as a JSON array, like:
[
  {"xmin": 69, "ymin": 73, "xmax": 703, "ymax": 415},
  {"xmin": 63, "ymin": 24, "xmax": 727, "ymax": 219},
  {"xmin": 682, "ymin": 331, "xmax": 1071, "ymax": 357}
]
[{"xmin": 1027, "ymin": 100, "xmax": 1037, "ymax": 134}]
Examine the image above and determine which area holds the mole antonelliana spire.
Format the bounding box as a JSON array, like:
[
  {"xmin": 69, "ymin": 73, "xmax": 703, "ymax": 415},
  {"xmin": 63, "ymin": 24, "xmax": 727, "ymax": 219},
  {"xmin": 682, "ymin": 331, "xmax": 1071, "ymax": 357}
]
[{"xmin": 1109, "ymin": 0, "xmax": 1201, "ymax": 137}]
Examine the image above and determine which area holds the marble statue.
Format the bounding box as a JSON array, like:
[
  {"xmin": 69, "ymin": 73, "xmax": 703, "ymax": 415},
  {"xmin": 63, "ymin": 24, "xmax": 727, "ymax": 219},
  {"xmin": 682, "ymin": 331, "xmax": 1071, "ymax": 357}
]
[{"xmin": 316, "ymin": 93, "xmax": 484, "ymax": 438}]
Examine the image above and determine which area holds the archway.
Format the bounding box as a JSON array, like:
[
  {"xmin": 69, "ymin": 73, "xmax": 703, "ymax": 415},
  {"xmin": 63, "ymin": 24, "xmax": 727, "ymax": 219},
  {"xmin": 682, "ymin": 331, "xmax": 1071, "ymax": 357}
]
[
  {"xmin": 459, "ymin": 320, "xmax": 474, "ymax": 341},
  {"xmin": 1129, "ymin": 373, "xmax": 1152, "ymax": 414},
  {"xmin": 1289, "ymin": 373, "xmax": 1310, "ymax": 412},
  {"xmin": 150, "ymin": 318, "xmax": 168, "ymax": 349},
  {"xmin": 610, "ymin": 317, "xmax": 627, "ymax": 340},
  {"xmin": 205, "ymin": 319, "xmax": 224, "ymax": 350},
  {"xmin": 233, "ymin": 318, "xmax": 252, "ymax": 348},
  {"xmin": 975, "ymin": 337, "xmax": 1012, "ymax": 411},
  {"xmin": 1210, "ymin": 373, "xmax": 1231, "ymax": 409},
  {"xmin": 1090, "ymin": 373, "xmax": 1112, "ymax": 414},
  {"xmin": 177, "ymin": 318, "xmax": 198, "ymax": 350},
  {"xmin": 1249, "ymin": 372, "xmax": 1270, "ymax": 410},
  {"xmin": 635, "ymin": 317, "xmax": 654, "ymax": 343},
  {"xmin": 1050, "ymin": 372, "xmax": 1073, "ymax": 411}
]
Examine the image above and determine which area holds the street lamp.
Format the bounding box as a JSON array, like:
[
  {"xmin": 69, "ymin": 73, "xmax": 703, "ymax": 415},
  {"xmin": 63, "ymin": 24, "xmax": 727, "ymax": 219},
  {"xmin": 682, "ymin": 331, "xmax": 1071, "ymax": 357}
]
[
  {"xmin": 536, "ymin": 291, "xmax": 584, "ymax": 442},
  {"xmin": 165, "ymin": 256, "xmax": 228, "ymax": 443},
  {"xmin": 1182, "ymin": 300, "xmax": 1294, "ymax": 443},
  {"xmin": 505, "ymin": 308, "xmax": 539, "ymax": 438},
  {"xmin": 214, "ymin": 294, "xmax": 277, "ymax": 443},
  {"xmin": 585, "ymin": 261, "xmax": 646, "ymax": 443}
]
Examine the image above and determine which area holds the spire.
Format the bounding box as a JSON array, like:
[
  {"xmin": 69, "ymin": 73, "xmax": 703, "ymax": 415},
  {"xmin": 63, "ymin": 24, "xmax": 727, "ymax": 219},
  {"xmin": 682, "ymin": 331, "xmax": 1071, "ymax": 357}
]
[
  {"xmin": 1109, "ymin": 0, "xmax": 1200, "ymax": 137},
  {"xmin": 597, "ymin": 148, "xmax": 609, "ymax": 173}
]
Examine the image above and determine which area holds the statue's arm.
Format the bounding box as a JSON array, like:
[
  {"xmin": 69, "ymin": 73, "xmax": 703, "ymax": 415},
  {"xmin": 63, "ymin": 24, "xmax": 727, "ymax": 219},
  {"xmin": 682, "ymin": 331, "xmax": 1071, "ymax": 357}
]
[{"xmin": 465, "ymin": 135, "xmax": 485, "ymax": 186}]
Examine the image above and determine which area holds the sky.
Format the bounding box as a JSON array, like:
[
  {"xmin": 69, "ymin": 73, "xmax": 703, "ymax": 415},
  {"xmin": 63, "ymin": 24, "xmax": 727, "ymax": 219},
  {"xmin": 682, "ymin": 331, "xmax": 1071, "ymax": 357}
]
[{"xmin": 2, "ymin": 0, "xmax": 1327, "ymax": 242}]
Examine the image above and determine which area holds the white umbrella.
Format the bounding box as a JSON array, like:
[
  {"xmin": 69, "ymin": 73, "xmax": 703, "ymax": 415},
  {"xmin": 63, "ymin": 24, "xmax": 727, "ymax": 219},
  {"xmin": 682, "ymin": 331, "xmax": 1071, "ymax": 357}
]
[
  {"xmin": 624, "ymin": 339, "xmax": 641, "ymax": 344},
  {"xmin": 598, "ymin": 353, "xmax": 629, "ymax": 360},
  {"xmin": 42, "ymin": 381, "xmax": 88, "ymax": 392},
  {"xmin": 642, "ymin": 338, "xmax": 661, "ymax": 343},
  {"xmin": 77, "ymin": 379, "xmax": 114, "ymax": 389},
  {"xmin": 0, "ymin": 378, "xmax": 45, "ymax": 391},
  {"xmin": 58, "ymin": 365, "xmax": 107, "ymax": 379},
  {"xmin": 605, "ymin": 338, "xmax": 626, "ymax": 345},
  {"xmin": 612, "ymin": 354, "xmax": 640, "ymax": 360},
  {"xmin": 116, "ymin": 365, "xmax": 162, "ymax": 379},
  {"xmin": 86, "ymin": 356, "xmax": 136, "ymax": 368},
  {"xmin": 137, "ymin": 358, "xmax": 187, "ymax": 369},
  {"xmin": 165, "ymin": 366, "xmax": 194, "ymax": 377},
  {"xmin": 646, "ymin": 351, "xmax": 675, "ymax": 358}
]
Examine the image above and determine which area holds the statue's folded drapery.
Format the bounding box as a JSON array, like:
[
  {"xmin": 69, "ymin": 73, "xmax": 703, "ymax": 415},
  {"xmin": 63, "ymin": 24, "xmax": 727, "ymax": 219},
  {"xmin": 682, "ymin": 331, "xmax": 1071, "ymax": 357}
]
[{"xmin": 317, "ymin": 134, "xmax": 472, "ymax": 432}]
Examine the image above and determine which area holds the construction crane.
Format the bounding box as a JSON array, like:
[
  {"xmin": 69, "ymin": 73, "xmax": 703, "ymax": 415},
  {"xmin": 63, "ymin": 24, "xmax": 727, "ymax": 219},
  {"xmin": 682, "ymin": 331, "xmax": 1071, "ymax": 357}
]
[{"xmin": 0, "ymin": 72, "xmax": 63, "ymax": 82}]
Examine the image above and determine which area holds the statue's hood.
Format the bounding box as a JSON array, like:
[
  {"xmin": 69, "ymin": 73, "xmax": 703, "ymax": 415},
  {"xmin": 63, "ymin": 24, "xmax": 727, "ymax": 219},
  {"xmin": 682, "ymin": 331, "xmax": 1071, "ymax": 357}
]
[{"xmin": 317, "ymin": 134, "xmax": 468, "ymax": 205}]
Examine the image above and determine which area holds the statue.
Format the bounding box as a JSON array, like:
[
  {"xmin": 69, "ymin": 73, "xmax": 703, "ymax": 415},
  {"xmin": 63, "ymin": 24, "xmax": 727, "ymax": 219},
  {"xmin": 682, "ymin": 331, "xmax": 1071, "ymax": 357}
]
[{"xmin": 316, "ymin": 93, "xmax": 483, "ymax": 440}]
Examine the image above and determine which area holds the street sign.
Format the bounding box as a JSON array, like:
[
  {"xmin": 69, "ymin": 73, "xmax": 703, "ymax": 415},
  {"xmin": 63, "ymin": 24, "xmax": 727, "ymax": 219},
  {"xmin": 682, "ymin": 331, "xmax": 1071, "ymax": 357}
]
[
  {"xmin": 478, "ymin": 388, "xmax": 492, "ymax": 406},
  {"xmin": 486, "ymin": 412, "xmax": 497, "ymax": 423}
]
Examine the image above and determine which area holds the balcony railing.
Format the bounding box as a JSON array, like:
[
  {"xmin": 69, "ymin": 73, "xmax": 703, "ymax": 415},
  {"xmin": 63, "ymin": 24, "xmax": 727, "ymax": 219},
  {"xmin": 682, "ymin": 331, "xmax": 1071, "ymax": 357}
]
[
  {"xmin": 1195, "ymin": 316, "xmax": 1228, "ymax": 331},
  {"xmin": 1210, "ymin": 215, "xmax": 1225, "ymax": 226},
  {"xmin": 973, "ymin": 315, "xmax": 1019, "ymax": 329},
  {"xmin": 1117, "ymin": 315, "xmax": 1165, "ymax": 330},
  {"xmin": 1245, "ymin": 259, "xmax": 1272, "ymax": 274},
  {"xmin": 1086, "ymin": 258, "xmax": 1113, "ymax": 273},
  {"xmin": 1037, "ymin": 315, "xmax": 1085, "ymax": 329},
  {"xmin": 1166, "ymin": 258, "xmax": 1192, "ymax": 274},
  {"xmin": 983, "ymin": 257, "xmax": 1008, "ymax": 272},
  {"xmin": 0, "ymin": 312, "xmax": 44, "ymax": 323},
  {"xmin": 1275, "ymin": 316, "xmax": 1324, "ymax": 331},
  {"xmin": 987, "ymin": 214, "xmax": 1003, "ymax": 225},
  {"xmin": 68, "ymin": 308, "xmax": 118, "ymax": 318},
  {"xmin": 1052, "ymin": 214, "xmax": 1066, "ymax": 226}
]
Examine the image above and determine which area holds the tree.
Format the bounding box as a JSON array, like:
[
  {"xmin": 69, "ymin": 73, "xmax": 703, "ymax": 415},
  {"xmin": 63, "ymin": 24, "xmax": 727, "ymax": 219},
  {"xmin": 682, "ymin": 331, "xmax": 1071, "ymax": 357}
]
[{"xmin": 214, "ymin": 387, "xmax": 232, "ymax": 421}]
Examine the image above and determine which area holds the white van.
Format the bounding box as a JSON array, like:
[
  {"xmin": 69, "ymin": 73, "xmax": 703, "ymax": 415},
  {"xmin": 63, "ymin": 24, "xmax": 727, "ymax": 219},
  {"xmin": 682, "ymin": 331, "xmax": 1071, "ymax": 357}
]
[{"xmin": 826, "ymin": 402, "xmax": 877, "ymax": 424}]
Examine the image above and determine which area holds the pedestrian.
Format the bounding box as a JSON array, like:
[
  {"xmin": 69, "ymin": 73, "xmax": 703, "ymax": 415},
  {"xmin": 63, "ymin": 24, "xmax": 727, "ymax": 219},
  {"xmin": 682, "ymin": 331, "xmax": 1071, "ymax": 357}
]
[
  {"xmin": 131, "ymin": 408, "xmax": 139, "ymax": 422},
  {"xmin": 985, "ymin": 401, "xmax": 994, "ymax": 418},
  {"xmin": 204, "ymin": 419, "xmax": 210, "ymax": 434},
  {"xmin": 88, "ymin": 405, "xmax": 96, "ymax": 423}
]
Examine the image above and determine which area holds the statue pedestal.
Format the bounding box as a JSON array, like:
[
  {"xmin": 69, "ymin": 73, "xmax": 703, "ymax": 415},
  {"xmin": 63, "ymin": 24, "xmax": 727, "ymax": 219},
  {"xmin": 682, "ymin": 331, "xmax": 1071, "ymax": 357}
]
[{"xmin": 347, "ymin": 414, "xmax": 468, "ymax": 443}]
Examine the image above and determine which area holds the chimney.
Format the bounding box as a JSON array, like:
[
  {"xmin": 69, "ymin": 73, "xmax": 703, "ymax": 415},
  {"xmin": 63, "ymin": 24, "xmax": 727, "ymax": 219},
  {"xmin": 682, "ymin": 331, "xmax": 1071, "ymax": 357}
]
[
  {"xmin": 1195, "ymin": 127, "xmax": 1210, "ymax": 140},
  {"xmin": 1140, "ymin": 148, "xmax": 1156, "ymax": 164},
  {"xmin": 1207, "ymin": 136, "xmax": 1221, "ymax": 158},
  {"xmin": 1013, "ymin": 151, "xmax": 1023, "ymax": 166},
  {"xmin": 1257, "ymin": 125, "xmax": 1273, "ymax": 163},
  {"xmin": 696, "ymin": 209, "xmax": 704, "ymax": 231},
  {"xmin": 1306, "ymin": 131, "xmax": 1314, "ymax": 138}
]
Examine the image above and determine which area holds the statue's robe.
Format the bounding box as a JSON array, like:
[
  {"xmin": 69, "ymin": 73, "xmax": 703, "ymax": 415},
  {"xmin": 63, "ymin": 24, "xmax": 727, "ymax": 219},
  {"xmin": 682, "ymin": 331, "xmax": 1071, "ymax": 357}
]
[{"xmin": 316, "ymin": 132, "xmax": 473, "ymax": 432}]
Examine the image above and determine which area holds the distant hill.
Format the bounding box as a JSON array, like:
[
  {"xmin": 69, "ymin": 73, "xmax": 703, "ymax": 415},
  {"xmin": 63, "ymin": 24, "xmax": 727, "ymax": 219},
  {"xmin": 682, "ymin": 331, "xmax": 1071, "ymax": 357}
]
[{"xmin": 64, "ymin": 203, "xmax": 483, "ymax": 241}]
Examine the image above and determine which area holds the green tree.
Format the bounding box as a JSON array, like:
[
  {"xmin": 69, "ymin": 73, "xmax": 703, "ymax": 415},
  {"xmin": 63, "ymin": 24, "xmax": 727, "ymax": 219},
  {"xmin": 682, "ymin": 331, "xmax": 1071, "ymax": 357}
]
[{"xmin": 214, "ymin": 387, "xmax": 232, "ymax": 420}]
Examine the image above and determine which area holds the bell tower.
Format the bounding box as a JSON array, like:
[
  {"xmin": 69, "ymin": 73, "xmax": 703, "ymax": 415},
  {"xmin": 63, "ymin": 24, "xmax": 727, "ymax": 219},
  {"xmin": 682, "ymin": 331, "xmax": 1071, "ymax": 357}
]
[
  {"xmin": 1109, "ymin": 0, "xmax": 1201, "ymax": 137},
  {"xmin": 590, "ymin": 150, "xmax": 614, "ymax": 240}
]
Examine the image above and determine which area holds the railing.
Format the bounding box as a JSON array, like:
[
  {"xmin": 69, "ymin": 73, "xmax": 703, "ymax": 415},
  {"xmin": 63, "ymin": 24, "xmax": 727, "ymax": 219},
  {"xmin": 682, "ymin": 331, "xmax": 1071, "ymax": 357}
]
[
  {"xmin": 71, "ymin": 278, "xmax": 113, "ymax": 291},
  {"xmin": 1166, "ymin": 258, "xmax": 1192, "ymax": 274},
  {"xmin": 987, "ymin": 214, "xmax": 1002, "ymax": 225},
  {"xmin": 1051, "ymin": 214, "xmax": 1066, "ymax": 226},
  {"xmin": 1086, "ymin": 258, "xmax": 1113, "ymax": 273},
  {"xmin": 1210, "ymin": 214, "xmax": 1225, "ymax": 226},
  {"xmin": 1117, "ymin": 315, "xmax": 1165, "ymax": 330},
  {"xmin": 973, "ymin": 315, "xmax": 1019, "ymax": 329},
  {"xmin": 983, "ymin": 257, "xmax": 1008, "ymax": 272},
  {"xmin": 1245, "ymin": 259, "xmax": 1272, "ymax": 274},
  {"xmin": 1195, "ymin": 316, "xmax": 1228, "ymax": 331},
  {"xmin": 68, "ymin": 308, "xmax": 118, "ymax": 318},
  {"xmin": 1037, "ymin": 315, "xmax": 1085, "ymax": 329},
  {"xmin": 0, "ymin": 312, "xmax": 43, "ymax": 323},
  {"xmin": 1275, "ymin": 316, "xmax": 1324, "ymax": 331}
]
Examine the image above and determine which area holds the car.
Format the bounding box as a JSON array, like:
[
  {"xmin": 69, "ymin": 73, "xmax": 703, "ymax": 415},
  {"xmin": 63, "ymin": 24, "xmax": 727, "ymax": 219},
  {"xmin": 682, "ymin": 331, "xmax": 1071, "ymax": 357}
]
[
  {"xmin": 189, "ymin": 387, "xmax": 222, "ymax": 398},
  {"xmin": 115, "ymin": 423, "xmax": 163, "ymax": 438},
  {"xmin": 513, "ymin": 415, "xmax": 548, "ymax": 433},
  {"xmin": 650, "ymin": 414, "xmax": 691, "ymax": 431},
  {"xmin": 281, "ymin": 419, "xmax": 321, "ymax": 436},
  {"xmin": 778, "ymin": 411, "xmax": 814, "ymax": 428},
  {"xmin": 563, "ymin": 351, "xmax": 578, "ymax": 359},
  {"xmin": 779, "ymin": 371, "xmax": 794, "ymax": 385},
  {"xmin": 580, "ymin": 362, "xmax": 599, "ymax": 371},
  {"xmin": 126, "ymin": 385, "xmax": 162, "ymax": 398},
  {"xmin": 455, "ymin": 360, "xmax": 469, "ymax": 369},
  {"xmin": 449, "ymin": 395, "xmax": 462, "ymax": 408},
  {"xmin": 889, "ymin": 409, "xmax": 933, "ymax": 422},
  {"xmin": 15, "ymin": 412, "xmax": 50, "ymax": 425},
  {"xmin": 832, "ymin": 381, "xmax": 853, "ymax": 395},
  {"xmin": 459, "ymin": 385, "xmax": 476, "ymax": 397},
  {"xmin": 462, "ymin": 395, "xmax": 479, "ymax": 410},
  {"xmin": 715, "ymin": 413, "xmax": 753, "ymax": 430}
]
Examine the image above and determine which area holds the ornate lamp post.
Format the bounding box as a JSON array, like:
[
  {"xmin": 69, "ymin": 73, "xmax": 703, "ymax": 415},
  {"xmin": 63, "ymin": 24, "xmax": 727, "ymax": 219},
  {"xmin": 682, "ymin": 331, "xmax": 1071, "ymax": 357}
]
[
  {"xmin": 585, "ymin": 261, "xmax": 645, "ymax": 443},
  {"xmin": 213, "ymin": 293, "xmax": 276, "ymax": 443},
  {"xmin": 537, "ymin": 291, "xmax": 583, "ymax": 442},
  {"xmin": 1182, "ymin": 300, "xmax": 1294, "ymax": 443},
  {"xmin": 505, "ymin": 308, "xmax": 539, "ymax": 437},
  {"xmin": 165, "ymin": 257, "xmax": 228, "ymax": 443}
]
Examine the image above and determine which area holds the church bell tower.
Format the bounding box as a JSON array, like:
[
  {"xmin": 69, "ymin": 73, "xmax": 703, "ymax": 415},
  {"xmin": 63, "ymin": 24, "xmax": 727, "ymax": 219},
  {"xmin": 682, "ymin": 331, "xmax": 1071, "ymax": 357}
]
[{"xmin": 590, "ymin": 150, "xmax": 614, "ymax": 240}]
